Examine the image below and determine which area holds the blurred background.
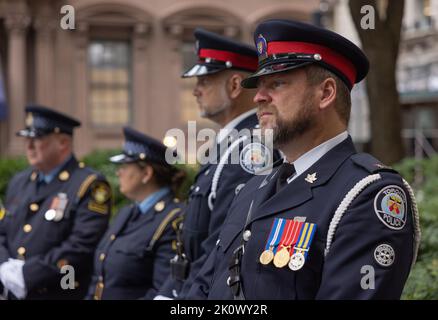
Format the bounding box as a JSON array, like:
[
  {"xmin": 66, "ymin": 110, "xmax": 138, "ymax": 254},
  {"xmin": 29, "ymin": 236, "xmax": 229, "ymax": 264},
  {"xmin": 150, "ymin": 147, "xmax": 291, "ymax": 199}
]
[{"xmin": 0, "ymin": 0, "xmax": 437, "ymax": 299}]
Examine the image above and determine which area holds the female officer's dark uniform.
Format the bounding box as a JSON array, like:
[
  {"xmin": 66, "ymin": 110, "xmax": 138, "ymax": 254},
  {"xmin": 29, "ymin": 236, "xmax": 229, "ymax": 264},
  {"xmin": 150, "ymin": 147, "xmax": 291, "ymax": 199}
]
[{"xmin": 87, "ymin": 127, "xmax": 185, "ymax": 300}]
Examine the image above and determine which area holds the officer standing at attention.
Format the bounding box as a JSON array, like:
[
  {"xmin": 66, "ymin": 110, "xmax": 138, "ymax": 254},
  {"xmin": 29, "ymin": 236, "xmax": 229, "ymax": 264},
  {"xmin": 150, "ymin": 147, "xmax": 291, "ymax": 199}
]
[
  {"xmin": 186, "ymin": 19, "xmax": 421, "ymax": 300},
  {"xmin": 0, "ymin": 105, "xmax": 111, "ymax": 299},
  {"xmin": 87, "ymin": 127, "xmax": 185, "ymax": 300},
  {"xmin": 156, "ymin": 28, "xmax": 277, "ymax": 299}
]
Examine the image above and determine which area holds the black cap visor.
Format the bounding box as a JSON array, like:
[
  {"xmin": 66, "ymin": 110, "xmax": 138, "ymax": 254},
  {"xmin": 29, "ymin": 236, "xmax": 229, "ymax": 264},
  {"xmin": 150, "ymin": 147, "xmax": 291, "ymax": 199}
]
[
  {"xmin": 109, "ymin": 153, "xmax": 138, "ymax": 164},
  {"xmin": 16, "ymin": 128, "xmax": 53, "ymax": 138},
  {"xmin": 241, "ymin": 60, "xmax": 313, "ymax": 88},
  {"xmin": 181, "ymin": 62, "xmax": 228, "ymax": 78}
]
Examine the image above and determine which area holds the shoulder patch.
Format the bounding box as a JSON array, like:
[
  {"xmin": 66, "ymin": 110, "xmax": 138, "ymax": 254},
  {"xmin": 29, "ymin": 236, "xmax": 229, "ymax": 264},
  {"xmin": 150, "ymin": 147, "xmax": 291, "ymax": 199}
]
[
  {"xmin": 239, "ymin": 142, "xmax": 271, "ymax": 175},
  {"xmin": 374, "ymin": 185, "xmax": 407, "ymax": 230},
  {"xmin": 351, "ymin": 153, "xmax": 396, "ymax": 174},
  {"xmin": 0, "ymin": 206, "xmax": 5, "ymax": 221},
  {"xmin": 87, "ymin": 180, "xmax": 111, "ymax": 215},
  {"xmin": 91, "ymin": 181, "xmax": 111, "ymax": 204}
]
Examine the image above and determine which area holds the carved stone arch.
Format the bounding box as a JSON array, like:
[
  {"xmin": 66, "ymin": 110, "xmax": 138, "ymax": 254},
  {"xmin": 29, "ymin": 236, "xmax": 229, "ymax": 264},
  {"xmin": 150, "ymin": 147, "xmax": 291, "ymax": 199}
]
[
  {"xmin": 76, "ymin": 2, "xmax": 153, "ymax": 28},
  {"xmin": 161, "ymin": 3, "xmax": 244, "ymax": 40},
  {"xmin": 247, "ymin": 4, "xmax": 319, "ymax": 32}
]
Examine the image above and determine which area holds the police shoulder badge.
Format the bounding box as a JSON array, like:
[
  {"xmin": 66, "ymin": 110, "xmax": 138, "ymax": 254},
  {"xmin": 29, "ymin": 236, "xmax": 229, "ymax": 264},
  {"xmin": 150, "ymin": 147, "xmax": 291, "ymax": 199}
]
[
  {"xmin": 374, "ymin": 185, "xmax": 407, "ymax": 230},
  {"xmin": 239, "ymin": 142, "xmax": 271, "ymax": 175},
  {"xmin": 88, "ymin": 182, "xmax": 111, "ymax": 215},
  {"xmin": 92, "ymin": 182, "xmax": 111, "ymax": 204}
]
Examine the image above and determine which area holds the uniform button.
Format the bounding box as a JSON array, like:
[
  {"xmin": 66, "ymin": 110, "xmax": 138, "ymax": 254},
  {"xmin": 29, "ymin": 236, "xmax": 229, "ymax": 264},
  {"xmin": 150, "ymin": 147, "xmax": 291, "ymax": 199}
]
[
  {"xmin": 99, "ymin": 253, "xmax": 106, "ymax": 261},
  {"xmin": 17, "ymin": 247, "xmax": 26, "ymax": 256},
  {"xmin": 23, "ymin": 224, "xmax": 32, "ymax": 233},
  {"xmin": 216, "ymin": 239, "xmax": 220, "ymax": 246},
  {"xmin": 110, "ymin": 234, "xmax": 116, "ymax": 241},
  {"xmin": 29, "ymin": 203, "xmax": 39, "ymax": 212},
  {"xmin": 204, "ymin": 169, "xmax": 210, "ymax": 176},
  {"xmin": 195, "ymin": 186, "xmax": 200, "ymax": 192},
  {"xmin": 243, "ymin": 230, "xmax": 251, "ymax": 241}
]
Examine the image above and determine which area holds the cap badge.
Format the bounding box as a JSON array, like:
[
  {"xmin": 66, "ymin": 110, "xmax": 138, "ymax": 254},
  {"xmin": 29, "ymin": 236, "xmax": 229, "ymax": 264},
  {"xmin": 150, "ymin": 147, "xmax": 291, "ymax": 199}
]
[
  {"xmin": 26, "ymin": 113, "xmax": 34, "ymax": 127},
  {"xmin": 256, "ymin": 34, "xmax": 268, "ymax": 59}
]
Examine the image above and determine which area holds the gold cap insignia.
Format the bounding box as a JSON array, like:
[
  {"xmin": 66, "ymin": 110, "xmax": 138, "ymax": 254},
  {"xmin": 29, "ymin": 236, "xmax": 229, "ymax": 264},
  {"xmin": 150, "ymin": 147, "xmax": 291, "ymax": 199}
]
[{"xmin": 25, "ymin": 112, "xmax": 34, "ymax": 127}]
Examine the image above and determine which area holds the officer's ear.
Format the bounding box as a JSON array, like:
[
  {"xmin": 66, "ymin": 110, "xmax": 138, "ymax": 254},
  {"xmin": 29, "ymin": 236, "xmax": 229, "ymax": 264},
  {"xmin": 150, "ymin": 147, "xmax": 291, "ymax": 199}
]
[
  {"xmin": 56, "ymin": 133, "xmax": 73, "ymax": 151},
  {"xmin": 317, "ymin": 77, "xmax": 337, "ymax": 111},
  {"xmin": 227, "ymin": 73, "xmax": 244, "ymax": 99},
  {"xmin": 139, "ymin": 163, "xmax": 154, "ymax": 185}
]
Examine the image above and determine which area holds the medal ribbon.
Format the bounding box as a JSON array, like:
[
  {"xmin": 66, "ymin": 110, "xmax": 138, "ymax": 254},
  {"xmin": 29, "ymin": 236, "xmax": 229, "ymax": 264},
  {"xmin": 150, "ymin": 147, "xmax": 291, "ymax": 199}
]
[
  {"xmin": 277, "ymin": 220, "xmax": 304, "ymax": 254},
  {"xmin": 293, "ymin": 222, "xmax": 317, "ymax": 259},
  {"xmin": 264, "ymin": 218, "xmax": 286, "ymax": 253}
]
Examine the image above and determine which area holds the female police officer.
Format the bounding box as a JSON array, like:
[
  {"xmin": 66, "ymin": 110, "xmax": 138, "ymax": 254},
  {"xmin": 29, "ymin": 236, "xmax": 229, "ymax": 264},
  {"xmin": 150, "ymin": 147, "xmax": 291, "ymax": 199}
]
[{"xmin": 87, "ymin": 127, "xmax": 185, "ymax": 300}]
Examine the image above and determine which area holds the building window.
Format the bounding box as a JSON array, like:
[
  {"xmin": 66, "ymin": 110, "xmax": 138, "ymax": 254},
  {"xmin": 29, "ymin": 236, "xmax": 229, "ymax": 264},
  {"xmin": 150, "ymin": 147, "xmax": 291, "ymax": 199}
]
[{"xmin": 88, "ymin": 40, "xmax": 131, "ymax": 126}]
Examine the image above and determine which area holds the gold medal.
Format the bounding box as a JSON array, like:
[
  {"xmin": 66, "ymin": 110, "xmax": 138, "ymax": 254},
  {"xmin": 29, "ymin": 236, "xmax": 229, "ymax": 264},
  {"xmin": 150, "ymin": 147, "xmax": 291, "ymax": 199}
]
[
  {"xmin": 273, "ymin": 247, "xmax": 291, "ymax": 268},
  {"xmin": 259, "ymin": 249, "xmax": 274, "ymax": 265}
]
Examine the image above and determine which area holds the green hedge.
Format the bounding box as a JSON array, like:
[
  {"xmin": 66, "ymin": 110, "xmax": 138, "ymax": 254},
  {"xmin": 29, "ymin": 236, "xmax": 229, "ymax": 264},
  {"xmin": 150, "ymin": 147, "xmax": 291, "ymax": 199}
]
[
  {"xmin": 1, "ymin": 151, "xmax": 437, "ymax": 299},
  {"xmin": 394, "ymin": 155, "xmax": 438, "ymax": 299}
]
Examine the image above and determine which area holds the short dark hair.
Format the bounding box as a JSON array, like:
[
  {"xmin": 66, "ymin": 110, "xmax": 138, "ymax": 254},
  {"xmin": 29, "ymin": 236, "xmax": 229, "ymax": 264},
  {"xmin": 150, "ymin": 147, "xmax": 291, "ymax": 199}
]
[{"xmin": 304, "ymin": 65, "xmax": 351, "ymax": 125}]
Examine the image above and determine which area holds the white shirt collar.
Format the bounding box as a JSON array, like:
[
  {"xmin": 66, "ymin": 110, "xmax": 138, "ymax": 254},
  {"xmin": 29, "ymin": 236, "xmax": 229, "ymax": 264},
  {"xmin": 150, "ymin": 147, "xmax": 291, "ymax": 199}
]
[
  {"xmin": 216, "ymin": 108, "xmax": 257, "ymax": 144},
  {"xmin": 285, "ymin": 131, "xmax": 349, "ymax": 183}
]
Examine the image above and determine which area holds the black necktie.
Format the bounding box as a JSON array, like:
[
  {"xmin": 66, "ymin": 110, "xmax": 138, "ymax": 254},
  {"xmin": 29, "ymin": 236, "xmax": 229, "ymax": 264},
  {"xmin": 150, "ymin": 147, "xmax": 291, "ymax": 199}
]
[{"xmin": 275, "ymin": 163, "xmax": 296, "ymax": 192}]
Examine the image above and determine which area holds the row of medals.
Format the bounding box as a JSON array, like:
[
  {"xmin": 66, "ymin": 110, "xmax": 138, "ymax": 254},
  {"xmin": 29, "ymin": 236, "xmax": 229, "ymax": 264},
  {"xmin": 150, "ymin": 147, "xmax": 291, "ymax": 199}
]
[{"xmin": 259, "ymin": 246, "xmax": 306, "ymax": 271}]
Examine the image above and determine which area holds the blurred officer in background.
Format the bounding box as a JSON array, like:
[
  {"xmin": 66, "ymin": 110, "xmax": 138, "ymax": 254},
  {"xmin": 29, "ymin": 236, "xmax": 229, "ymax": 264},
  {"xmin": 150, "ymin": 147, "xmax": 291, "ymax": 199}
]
[
  {"xmin": 87, "ymin": 127, "xmax": 185, "ymax": 300},
  {"xmin": 186, "ymin": 19, "xmax": 421, "ymax": 300},
  {"xmin": 156, "ymin": 28, "xmax": 279, "ymax": 299},
  {"xmin": 0, "ymin": 105, "xmax": 111, "ymax": 299}
]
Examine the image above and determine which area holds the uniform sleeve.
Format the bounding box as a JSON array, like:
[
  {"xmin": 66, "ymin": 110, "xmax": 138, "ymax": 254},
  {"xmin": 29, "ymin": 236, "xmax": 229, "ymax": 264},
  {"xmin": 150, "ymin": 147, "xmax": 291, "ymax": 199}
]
[
  {"xmin": 143, "ymin": 212, "xmax": 181, "ymax": 300},
  {"xmin": 316, "ymin": 176, "xmax": 415, "ymax": 299},
  {"xmin": 184, "ymin": 243, "xmax": 218, "ymax": 299},
  {"xmin": 22, "ymin": 178, "xmax": 111, "ymax": 292},
  {"xmin": 0, "ymin": 174, "xmax": 21, "ymax": 264},
  {"xmin": 179, "ymin": 164, "xmax": 251, "ymax": 297}
]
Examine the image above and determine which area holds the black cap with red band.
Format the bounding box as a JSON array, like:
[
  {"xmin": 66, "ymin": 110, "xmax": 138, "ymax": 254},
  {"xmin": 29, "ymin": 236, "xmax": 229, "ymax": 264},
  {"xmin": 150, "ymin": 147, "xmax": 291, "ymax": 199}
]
[
  {"xmin": 182, "ymin": 28, "xmax": 258, "ymax": 78},
  {"xmin": 241, "ymin": 19, "xmax": 369, "ymax": 90}
]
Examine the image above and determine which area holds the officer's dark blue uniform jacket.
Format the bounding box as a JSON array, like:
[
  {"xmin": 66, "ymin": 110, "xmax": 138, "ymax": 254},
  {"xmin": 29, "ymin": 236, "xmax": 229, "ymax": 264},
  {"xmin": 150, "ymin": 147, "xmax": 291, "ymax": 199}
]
[
  {"xmin": 0, "ymin": 156, "xmax": 111, "ymax": 299},
  {"xmin": 159, "ymin": 112, "xmax": 280, "ymax": 298},
  {"xmin": 87, "ymin": 192, "xmax": 184, "ymax": 300},
  {"xmin": 187, "ymin": 137, "xmax": 417, "ymax": 299}
]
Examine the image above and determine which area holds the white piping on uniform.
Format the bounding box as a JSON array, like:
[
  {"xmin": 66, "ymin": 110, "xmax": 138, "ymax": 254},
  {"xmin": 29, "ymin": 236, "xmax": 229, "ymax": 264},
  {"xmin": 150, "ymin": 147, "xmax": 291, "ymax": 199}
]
[
  {"xmin": 402, "ymin": 178, "xmax": 421, "ymax": 268},
  {"xmin": 324, "ymin": 174, "xmax": 382, "ymax": 256},
  {"xmin": 208, "ymin": 135, "xmax": 249, "ymax": 211}
]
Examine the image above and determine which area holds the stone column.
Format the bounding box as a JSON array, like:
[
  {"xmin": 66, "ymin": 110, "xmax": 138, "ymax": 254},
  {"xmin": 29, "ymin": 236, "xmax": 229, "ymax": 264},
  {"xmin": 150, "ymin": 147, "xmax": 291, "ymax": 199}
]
[
  {"xmin": 73, "ymin": 21, "xmax": 90, "ymax": 157},
  {"xmin": 132, "ymin": 23, "xmax": 149, "ymax": 132},
  {"xmin": 4, "ymin": 2, "xmax": 30, "ymax": 155},
  {"xmin": 34, "ymin": 2, "xmax": 57, "ymax": 107}
]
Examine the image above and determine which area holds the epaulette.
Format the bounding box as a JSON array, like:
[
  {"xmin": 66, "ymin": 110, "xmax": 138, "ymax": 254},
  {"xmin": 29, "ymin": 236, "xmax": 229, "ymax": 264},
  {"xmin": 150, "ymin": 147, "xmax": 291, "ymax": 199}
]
[{"xmin": 351, "ymin": 153, "xmax": 397, "ymax": 174}]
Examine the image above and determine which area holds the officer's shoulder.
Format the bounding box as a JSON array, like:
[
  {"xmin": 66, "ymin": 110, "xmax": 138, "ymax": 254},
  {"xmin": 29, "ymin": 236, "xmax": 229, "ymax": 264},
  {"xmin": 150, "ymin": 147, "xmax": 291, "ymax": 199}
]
[
  {"xmin": 349, "ymin": 153, "xmax": 399, "ymax": 175},
  {"xmin": 11, "ymin": 167, "xmax": 34, "ymax": 183},
  {"xmin": 159, "ymin": 197, "xmax": 184, "ymax": 216}
]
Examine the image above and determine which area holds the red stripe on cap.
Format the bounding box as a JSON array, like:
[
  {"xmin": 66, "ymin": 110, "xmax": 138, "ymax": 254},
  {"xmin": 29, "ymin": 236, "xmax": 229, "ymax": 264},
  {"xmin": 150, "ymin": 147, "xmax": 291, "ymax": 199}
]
[
  {"xmin": 199, "ymin": 49, "xmax": 258, "ymax": 72},
  {"xmin": 268, "ymin": 41, "xmax": 356, "ymax": 86}
]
